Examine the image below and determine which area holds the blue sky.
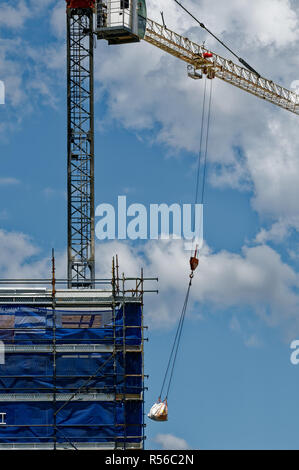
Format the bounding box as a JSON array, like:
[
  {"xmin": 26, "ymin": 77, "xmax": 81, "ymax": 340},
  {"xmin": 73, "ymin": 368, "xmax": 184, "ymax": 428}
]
[{"xmin": 1, "ymin": 0, "xmax": 299, "ymax": 450}]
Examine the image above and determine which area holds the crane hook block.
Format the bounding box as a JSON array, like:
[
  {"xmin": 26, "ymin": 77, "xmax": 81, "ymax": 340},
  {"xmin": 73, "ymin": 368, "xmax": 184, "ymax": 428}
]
[
  {"xmin": 190, "ymin": 245, "xmax": 199, "ymax": 272},
  {"xmin": 190, "ymin": 256, "xmax": 199, "ymax": 272}
]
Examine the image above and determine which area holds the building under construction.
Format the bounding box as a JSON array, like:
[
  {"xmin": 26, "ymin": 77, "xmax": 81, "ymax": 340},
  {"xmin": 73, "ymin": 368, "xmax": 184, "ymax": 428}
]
[
  {"xmin": 0, "ymin": 272, "xmax": 157, "ymax": 450},
  {"xmin": 0, "ymin": 0, "xmax": 298, "ymax": 451}
]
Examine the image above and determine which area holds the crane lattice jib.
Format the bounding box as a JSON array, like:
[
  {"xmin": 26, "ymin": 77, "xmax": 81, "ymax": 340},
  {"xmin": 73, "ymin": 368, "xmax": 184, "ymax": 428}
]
[{"xmin": 144, "ymin": 18, "xmax": 299, "ymax": 115}]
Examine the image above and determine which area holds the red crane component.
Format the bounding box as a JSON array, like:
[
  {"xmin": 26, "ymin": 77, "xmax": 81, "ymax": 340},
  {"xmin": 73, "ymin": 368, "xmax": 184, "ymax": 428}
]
[
  {"xmin": 66, "ymin": 0, "xmax": 95, "ymax": 8},
  {"xmin": 203, "ymin": 52, "xmax": 213, "ymax": 58},
  {"xmin": 189, "ymin": 245, "xmax": 199, "ymax": 272}
]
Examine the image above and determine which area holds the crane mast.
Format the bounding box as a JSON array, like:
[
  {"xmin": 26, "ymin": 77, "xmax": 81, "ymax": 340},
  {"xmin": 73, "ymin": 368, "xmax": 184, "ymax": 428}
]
[{"xmin": 66, "ymin": 1, "xmax": 95, "ymax": 288}]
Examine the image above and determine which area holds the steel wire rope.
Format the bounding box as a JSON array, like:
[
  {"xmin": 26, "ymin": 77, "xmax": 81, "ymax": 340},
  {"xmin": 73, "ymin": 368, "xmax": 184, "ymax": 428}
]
[{"xmin": 158, "ymin": 78, "xmax": 213, "ymax": 402}]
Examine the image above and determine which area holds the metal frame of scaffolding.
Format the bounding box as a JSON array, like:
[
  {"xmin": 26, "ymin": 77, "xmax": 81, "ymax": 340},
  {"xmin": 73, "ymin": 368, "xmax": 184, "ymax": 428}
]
[{"xmin": 0, "ymin": 273, "xmax": 157, "ymax": 450}]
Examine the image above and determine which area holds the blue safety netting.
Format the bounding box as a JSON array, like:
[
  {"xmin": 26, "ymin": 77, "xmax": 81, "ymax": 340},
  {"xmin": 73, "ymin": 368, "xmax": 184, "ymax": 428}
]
[{"xmin": 0, "ymin": 304, "xmax": 143, "ymax": 445}]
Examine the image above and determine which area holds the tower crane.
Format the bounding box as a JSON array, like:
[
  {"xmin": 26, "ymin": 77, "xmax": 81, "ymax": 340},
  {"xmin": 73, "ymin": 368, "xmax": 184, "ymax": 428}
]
[{"xmin": 65, "ymin": 0, "xmax": 299, "ymax": 288}]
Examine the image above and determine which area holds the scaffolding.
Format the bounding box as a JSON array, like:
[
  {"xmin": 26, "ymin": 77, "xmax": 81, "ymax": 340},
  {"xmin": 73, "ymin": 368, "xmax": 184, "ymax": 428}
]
[{"xmin": 0, "ymin": 273, "xmax": 157, "ymax": 450}]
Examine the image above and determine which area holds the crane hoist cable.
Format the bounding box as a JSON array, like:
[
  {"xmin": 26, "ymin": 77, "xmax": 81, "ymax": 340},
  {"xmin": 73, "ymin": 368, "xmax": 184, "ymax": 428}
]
[
  {"xmin": 148, "ymin": 77, "xmax": 214, "ymax": 421},
  {"xmin": 173, "ymin": 0, "xmax": 260, "ymax": 77},
  {"xmin": 193, "ymin": 79, "xmax": 207, "ymax": 213},
  {"xmin": 201, "ymin": 79, "xmax": 213, "ymax": 205},
  {"xmin": 163, "ymin": 78, "xmax": 213, "ymax": 398},
  {"xmin": 192, "ymin": 77, "xmax": 213, "ymax": 254},
  {"xmin": 159, "ymin": 276, "xmax": 192, "ymax": 401},
  {"xmin": 147, "ymin": 274, "xmax": 194, "ymax": 421}
]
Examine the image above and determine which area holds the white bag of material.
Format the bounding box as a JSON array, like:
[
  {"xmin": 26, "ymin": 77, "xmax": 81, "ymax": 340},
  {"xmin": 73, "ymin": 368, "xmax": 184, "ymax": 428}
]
[{"xmin": 148, "ymin": 400, "xmax": 168, "ymax": 421}]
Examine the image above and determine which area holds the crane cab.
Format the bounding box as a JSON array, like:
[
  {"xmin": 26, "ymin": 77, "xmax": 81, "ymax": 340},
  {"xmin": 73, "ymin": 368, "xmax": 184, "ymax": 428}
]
[{"xmin": 96, "ymin": 0, "xmax": 147, "ymax": 44}]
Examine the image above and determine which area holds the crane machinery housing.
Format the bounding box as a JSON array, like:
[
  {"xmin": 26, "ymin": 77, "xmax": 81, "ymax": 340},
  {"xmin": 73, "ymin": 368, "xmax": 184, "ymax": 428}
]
[{"xmin": 0, "ymin": 0, "xmax": 297, "ymax": 451}]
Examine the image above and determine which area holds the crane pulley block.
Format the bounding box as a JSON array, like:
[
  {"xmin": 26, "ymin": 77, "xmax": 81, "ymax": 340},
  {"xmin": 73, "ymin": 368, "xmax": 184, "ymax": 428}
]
[
  {"xmin": 190, "ymin": 245, "xmax": 199, "ymax": 273},
  {"xmin": 190, "ymin": 255, "xmax": 199, "ymax": 272}
]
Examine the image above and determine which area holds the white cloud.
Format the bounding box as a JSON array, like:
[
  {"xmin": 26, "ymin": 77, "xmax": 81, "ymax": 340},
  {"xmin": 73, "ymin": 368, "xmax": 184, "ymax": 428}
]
[
  {"xmin": 246, "ymin": 116, "xmax": 299, "ymax": 220},
  {"xmin": 0, "ymin": 1, "xmax": 31, "ymax": 30},
  {"xmin": 0, "ymin": 177, "xmax": 20, "ymax": 186},
  {"xmin": 0, "ymin": 0, "xmax": 56, "ymax": 30},
  {"xmin": 50, "ymin": 1, "xmax": 66, "ymax": 39},
  {"xmin": 153, "ymin": 433, "xmax": 190, "ymax": 450},
  {"xmin": 0, "ymin": 39, "xmax": 28, "ymax": 109},
  {"xmin": 146, "ymin": 0, "xmax": 299, "ymax": 48},
  {"xmin": 196, "ymin": 243, "xmax": 299, "ymax": 324},
  {"xmin": 209, "ymin": 157, "xmax": 252, "ymax": 192},
  {"xmin": 255, "ymin": 217, "xmax": 299, "ymax": 244},
  {"xmin": 0, "ymin": 229, "xmax": 41, "ymax": 278},
  {"xmin": 29, "ymin": 0, "xmax": 56, "ymax": 13},
  {"xmin": 0, "ymin": 228, "xmax": 298, "ymax": 338},
  {"xmin": 0, "ymin": 229, "xmax": 66, "ymax": 280},
  {"xmin": 93, "ymin": 0, "xmax": 299, "ymax": 232},
  {"xmin": 288, "ymin": 245, "xmax": 299, "ymax": 261},
  {"xmin": 193, "ymin": 0, "xmax": 299, "ymax": 48},
  {"xmin": 92, "ymin": 238, "xmax": 299, "ymax": 337},
  {"xmin": 0, "ymin": 1, "xmax": 65, "ymax": 137}
]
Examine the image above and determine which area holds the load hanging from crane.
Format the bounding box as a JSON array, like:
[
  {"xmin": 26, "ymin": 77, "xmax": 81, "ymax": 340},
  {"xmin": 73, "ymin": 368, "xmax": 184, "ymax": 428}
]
[
  {"xmin": 148, "ymin": 399, "xmax": 168, "ymax": 422},
  {"xmin": 96, "ymin": 0, "xmax": 147, "ymax": 44}
]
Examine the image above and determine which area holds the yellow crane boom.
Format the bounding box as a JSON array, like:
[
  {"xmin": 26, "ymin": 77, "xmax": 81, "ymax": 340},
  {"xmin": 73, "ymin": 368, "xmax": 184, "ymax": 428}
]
[{"xmin": 144, "ymin": 18, "xmax": 299, "ymax": 115}]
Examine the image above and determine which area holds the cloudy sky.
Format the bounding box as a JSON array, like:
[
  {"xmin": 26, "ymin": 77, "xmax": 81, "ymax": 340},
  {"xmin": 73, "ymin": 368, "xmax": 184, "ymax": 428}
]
[{"xmin": 1, "ymin": 0, "xmax": 299, "ymax": 450}]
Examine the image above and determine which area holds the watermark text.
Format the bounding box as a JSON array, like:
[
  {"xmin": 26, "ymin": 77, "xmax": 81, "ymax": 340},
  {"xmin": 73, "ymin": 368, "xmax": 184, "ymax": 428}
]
[
  {"xmin": 95, "ymin": 196, "xmax": 203, "ymax": 250},
  {"xmin": 290, "ymin": 340, "xmax": 299, "ymax": 365}
]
